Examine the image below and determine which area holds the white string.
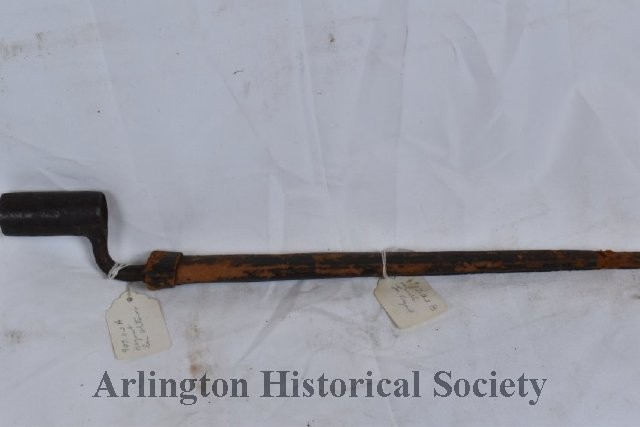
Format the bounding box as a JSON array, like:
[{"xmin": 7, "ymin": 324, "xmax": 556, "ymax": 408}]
[
  {"xmin": 107, "ymin": 262, "xmax": 128, "ymax": 280},
  {"xmin": 380, "ymin": 247, "xmax": 416, "ymax": 279},
  {"xmin": 381, "ymin": 250, "xmax": 388, "ymax": 279}
]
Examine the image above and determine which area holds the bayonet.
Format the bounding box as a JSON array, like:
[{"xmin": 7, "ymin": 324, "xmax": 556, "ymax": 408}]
[{"xmin": 1, "ymin": 191, "xmax": 637, "ymax": 290}]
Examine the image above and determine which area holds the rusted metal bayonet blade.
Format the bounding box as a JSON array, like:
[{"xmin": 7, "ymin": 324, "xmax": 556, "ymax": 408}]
[
  {"xmin": 141, "ymin": 249, "xmax": 640, "ymax": 290},
  {"xmin": 1, "ymin": 191, "xmax": 639, "ymax": 290}
]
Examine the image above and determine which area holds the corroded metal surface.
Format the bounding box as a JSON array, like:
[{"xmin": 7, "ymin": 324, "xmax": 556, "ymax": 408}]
[
  {"xmin": 3, "ymin": 191, "xmax": 640, "ymax": 291},
  {"xmin": 0, "ymin": 191, "xmax": 144, "ymax": 281},
  {"xmin": 141, "ymin": 249, "xmax": 640, "ymax": 290},
  {"xmin": 143, "ymin": 251, "xmax": 182, "ymax": 290}
]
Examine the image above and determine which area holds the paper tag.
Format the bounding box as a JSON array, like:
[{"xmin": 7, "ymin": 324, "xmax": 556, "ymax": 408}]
[
  {"xmin": 374, "ymin": 276, "xmax": 447, "ymax": 328},
  {"xmin": 106, "ymin": 290, "xmax": 171, "ymax": 360}
]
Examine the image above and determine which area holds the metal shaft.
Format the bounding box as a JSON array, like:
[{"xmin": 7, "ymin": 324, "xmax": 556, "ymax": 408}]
[
  {"xmin": 3, "ymin": 191, "xmax": 639, "ymax": 291},
  {"xmin": 141, "ymin": 249, "xmax": 640, "ymax": 290}
]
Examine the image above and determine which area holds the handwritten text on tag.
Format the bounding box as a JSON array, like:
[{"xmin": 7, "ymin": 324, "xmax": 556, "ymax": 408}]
[
  {"xmin": 105, "ymin": 290, "xmax": 171, "ymax": 360},
  {"xmin": 374, "ymin": 276, "xmax": 447, "ymax": 328}
]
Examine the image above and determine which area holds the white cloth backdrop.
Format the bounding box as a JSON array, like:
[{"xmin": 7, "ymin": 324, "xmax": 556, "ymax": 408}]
[{"xmin": 1, "ymin": 1, "xmax": 639, "ymax": 425}]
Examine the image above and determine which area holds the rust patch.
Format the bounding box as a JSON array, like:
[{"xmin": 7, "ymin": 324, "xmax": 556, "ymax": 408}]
[
  {"xmin": 453, "ymin": 260, "xmax": 506, "ymax": 273},
  {"xmin": 174, "ymin": 253, "xmax": 379, "ymax": 285},
  {"xmin": 144, "ymin": 251, "xmax": 182, "ymax": 290},
  {"xmin": 189, "ymin": 350, "xmax": 205, "ymax": 377},
  {"xmin": 597, "ymin": 250, "xmax": 640, "ymax": 269},
  {"xmin": 145, "ymin": 249, "xmax": 640, "ymax": 288},
  {"xmin": 185, "ymin": 317, "xmax": 212, "ymax": 377}
]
